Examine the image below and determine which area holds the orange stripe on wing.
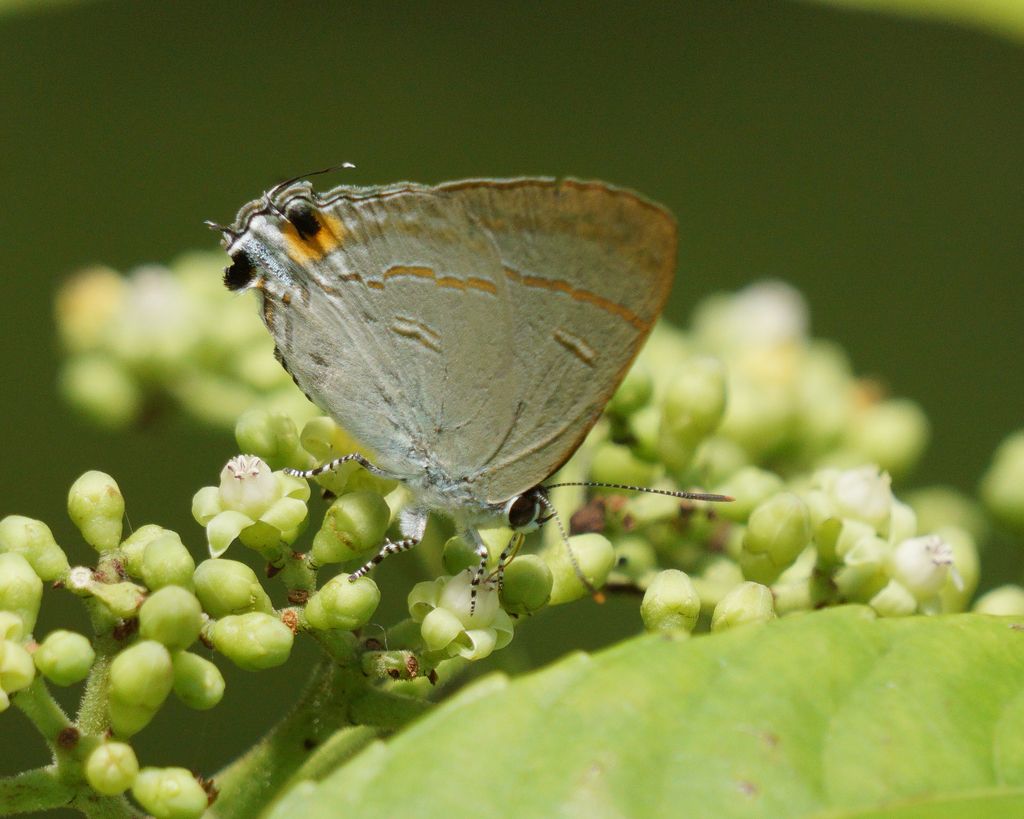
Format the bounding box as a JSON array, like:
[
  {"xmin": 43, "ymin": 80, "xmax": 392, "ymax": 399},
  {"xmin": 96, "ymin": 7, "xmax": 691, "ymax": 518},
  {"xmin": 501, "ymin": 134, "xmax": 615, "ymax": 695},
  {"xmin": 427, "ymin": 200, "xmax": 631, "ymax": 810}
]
[
  {"xmin": 381, "ymin": 266, "xmax": 499, "ymax": 295},
  {"xmin": 503, "ymin": 265, "xmax": 647, "ymax": 331}
]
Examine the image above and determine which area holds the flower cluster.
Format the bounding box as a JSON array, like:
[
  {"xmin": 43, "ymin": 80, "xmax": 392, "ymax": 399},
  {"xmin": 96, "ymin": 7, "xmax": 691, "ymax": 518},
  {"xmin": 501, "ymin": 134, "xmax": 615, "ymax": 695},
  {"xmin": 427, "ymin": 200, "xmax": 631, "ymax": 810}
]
[
  {"xmin": 55, "ymin": 253, "xmax": 316, "ymax": 429},
  {"xmin": 14, "ymin": 268, "xmax": 1024, "ymax": 816}
]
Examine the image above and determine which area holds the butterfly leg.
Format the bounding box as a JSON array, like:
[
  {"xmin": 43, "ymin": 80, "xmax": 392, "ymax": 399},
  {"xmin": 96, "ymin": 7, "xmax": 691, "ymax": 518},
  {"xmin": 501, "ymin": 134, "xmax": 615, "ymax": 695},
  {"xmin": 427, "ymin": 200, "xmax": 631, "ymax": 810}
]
[
  {"xmin": 348, "ymin": 508, "xmax": 428, "ymax": 581},
  {"xmin": 284, "ymin": 452, "xmax": 401, "ymax": 482},
  {"xmin": 494, "ymin": 532, "xmax": 525, "ymax": 592},
  {"xmin": 463, "ymin": 528, "xmax": 497, "ymax": 615}
]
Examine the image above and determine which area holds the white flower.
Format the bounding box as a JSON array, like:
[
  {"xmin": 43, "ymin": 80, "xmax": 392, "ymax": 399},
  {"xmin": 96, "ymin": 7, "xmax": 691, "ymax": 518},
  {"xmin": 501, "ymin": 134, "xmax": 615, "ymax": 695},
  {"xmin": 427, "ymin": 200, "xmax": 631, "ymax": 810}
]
[
  {"xmin": 892, "ymin": 534, "xmax": 964, "ymax": 601},
  {"xmin": 217, "ymin": 456, "xmax": 280, "ymax": 520},
  {"xmin": 820, "ymin": 465, "xmax": 894, "ymax": 532},
  {"xmin": 694, "ymin": 280, "xmax": 809, "ymax": 352},
  {"xmin": 408, "ymin": 570, "xmax": 514, "ymax": 661},
  {"xmin": 192, "ymin": 456, "xmax": 310, "ymax": 558}
]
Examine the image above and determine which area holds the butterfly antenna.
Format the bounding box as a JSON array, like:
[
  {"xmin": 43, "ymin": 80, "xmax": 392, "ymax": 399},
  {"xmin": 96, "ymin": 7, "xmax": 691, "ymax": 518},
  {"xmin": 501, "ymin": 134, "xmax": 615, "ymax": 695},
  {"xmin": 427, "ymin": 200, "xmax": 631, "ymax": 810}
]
[
  {"xmin": 268, "ymin": 162, "xmax": 357, "ymax": 199},
  {"xmin": 544, "ymin": 481, "xmax": 733, "ymax": 504},
  {"xmin": 536, "ymin": 492, "xmax": 598, "ymax": 598}
]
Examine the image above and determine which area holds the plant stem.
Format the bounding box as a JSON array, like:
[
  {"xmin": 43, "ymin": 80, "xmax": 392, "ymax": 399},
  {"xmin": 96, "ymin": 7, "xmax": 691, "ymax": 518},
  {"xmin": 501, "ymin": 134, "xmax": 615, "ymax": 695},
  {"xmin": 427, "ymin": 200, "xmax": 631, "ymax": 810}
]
[
  {"xmin": 0, "ymin": 767, "xmax": 72, "ymax": 816},
  {"xmin": 206, "ymin": 654, "xmax": 376, "ymax": 819},
  {"xmin": 76, "ymin": 636, "xmax": 114, "ymax": 736},
  {"xmin": 12, "ymin": 677, "xmax": 71, "ymax": 750}
]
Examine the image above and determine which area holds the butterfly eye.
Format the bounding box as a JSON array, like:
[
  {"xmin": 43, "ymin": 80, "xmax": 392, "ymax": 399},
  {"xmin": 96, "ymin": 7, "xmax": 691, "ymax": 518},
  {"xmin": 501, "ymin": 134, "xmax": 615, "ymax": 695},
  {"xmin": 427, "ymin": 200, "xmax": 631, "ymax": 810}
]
[
  {"xmin": 505, "ymin": 492, "xmax": 544, "ymax": 532},
  {"xmin": 223, "ymin": 250, "xmax": 256, "ymax": 291},
  {"xmin": 285, "ymin": 201, "xmax": 322, "ymax": 240}
]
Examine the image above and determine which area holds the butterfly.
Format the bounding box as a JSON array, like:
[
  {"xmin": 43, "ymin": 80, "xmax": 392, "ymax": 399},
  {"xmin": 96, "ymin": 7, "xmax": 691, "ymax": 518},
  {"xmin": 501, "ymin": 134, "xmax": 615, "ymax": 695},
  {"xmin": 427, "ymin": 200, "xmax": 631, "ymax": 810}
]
[{"xmin": 212, "ymin": 175, "xmax": 727, "ymax": 602}]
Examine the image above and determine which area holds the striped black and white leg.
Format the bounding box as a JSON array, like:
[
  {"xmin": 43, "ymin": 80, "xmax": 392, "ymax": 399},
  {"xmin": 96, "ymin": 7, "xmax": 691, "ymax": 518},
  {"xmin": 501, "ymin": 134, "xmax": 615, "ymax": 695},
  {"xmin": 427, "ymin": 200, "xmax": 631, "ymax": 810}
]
[
  {"xmin": 284, "ymin": 452, "xmax": 401, "ymax": 482},
  {"xmin": 495, "ymin": 533, "xmax": 524, "ymax": 593},
  {"xmin": 348, "ymin": 509, "xmax": 428, "ymax": 581},
  {"xmin": 464, "ymin": 528, "xmax": 495, "ymax": 615}
]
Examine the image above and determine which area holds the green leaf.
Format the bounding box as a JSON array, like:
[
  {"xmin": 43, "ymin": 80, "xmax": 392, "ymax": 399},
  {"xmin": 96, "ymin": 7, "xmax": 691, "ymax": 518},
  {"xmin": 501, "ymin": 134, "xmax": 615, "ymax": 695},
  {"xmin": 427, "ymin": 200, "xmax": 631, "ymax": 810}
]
[{"xmin": 265, "ymin": 607, "xmax": 1024, "ymax": 818}]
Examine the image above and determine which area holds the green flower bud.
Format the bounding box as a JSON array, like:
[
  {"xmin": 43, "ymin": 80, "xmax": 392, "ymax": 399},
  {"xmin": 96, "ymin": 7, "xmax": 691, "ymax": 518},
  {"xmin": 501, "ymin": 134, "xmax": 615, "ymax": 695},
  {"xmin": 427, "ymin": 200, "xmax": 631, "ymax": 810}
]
[
  {"xmin": 741, "ymin": 492, "xmax": 812, "ymax": 581},
  {"xmin": 980, "ymin": 430, "xmax": 1024, "ymax": 531},
  {"xmin": 108, "ymin": 641, "xmax": 173, "ymax": 734},
  {"xmin": 885, "ymin": 499, "xmax": 918, "ymax": 545},
  {"xmin": 588, "ymin": 442, "xmax": 659, "ymax": 490},
  {"xmin": 139, "ymin": 587, "xmax": 203, "ymax": 651},
  {"xmin": 0, "ymin": 612, "xmax": 23, "ymax": 642},
  {"xmin": 610, "ymin": 536, "xmax": 657, "ymax": 586},
  {"xmin": 711, "ymin": 581, "xmax": 776, "ymax": 632},
  {"xmin": 771, "ymin": 578, "xmax": 815, "ymax": 616},
  {"xmin": 736, "ymin": 549, "xmax": 776, "ymax": 587},
  {"xmin": 89, "ymin": 581, "xmax": 146, "ymax": 619},
  {"xmin": 86, "ymin": 741, "xmax": 139, "ymax": 796},
  {"xmin": 691, "ymin": 558, "xmax": 745, "ymax": 613},
  {"xmin": 172, "ymin": 651, "xmax": 225, "ymax": 710},
  {"xmin": 833, "ymin": 535, "xmax": 891, "ymax": 602},
  {"xmin": 34, "ymin": 630, "xmax": 95, "ymax": 685},
  {"xmin": 641, "ymin": 570, "xmax": 700, "ymax": 633},
  {"xmin": 209, "ymin": 612, "xmax": 293, "ymax": 671},
  {"xmin": 712, "ymin": 467, "xmax": 784, "ymax": 524},
  {"xmin": 0, "ymin": 516, "xmax": 69, "ymax": 581},
  {"xmin": 310, "ymin": 491, "xmax": 390, "ymax": 565},
  {"xmin": 132, "ymin": 767, "xmax": 209, "ymax": 819},
  {"xmin": 868, "ymin": 579, "xmax": 918, "ymax": 617},
  {"xmin": 849, "ymin": 398, "xmax": 929, "ymax": 478},
  {"xmin": 234, "ymin": 408, "xmax": 308, "ymax": 471},
  {"xmin": 305, "ymin": 576, "xmax": 380, "ymax": 631},
  {"xmin": 833, "ymin": 518, "xmax": 877, "ymax": 561},
  {"xmin": 58, "ymin": 355, "xmax": 141, "ymax": 429},
  {"xmin": 0, "ymin": 640, "xmax": 36, "ymax": 709},
  {"xmin": 299, "ymin": 415, "xmax": 349, "ymax": 462},
  {"xmin": 192, "ymin": 559, "xmax": 273, "ymax": 619},
  {"xmin": 499, "ymin": 554, "xmax": 553, "ymax": 615},
  {"xmin": 545, "ymin": 533, "xmax": 615, "ymax": 606},
  {"xmin": 606, "ymin": 359, "xmax": 653, "ymax": 417},
  {"xmin": 690, "ymin": 437, "xmax": 749, "ymax": 487},
  {"xmin": 660, "ymin": 356, "xmax": 728, "ymax": 447},
  {"xmin": 67, "ymin": 471, "xmax": 124, "ymax": 551},
  {"xmin": 120, "ymin": 525, "xmax": 176, "ymax": 579},
  {"xmin": 626, "ymin": 405, "xmax": 661, "ymax": 462},
  {"xmin": 973, "ymin": 585, "xmax": 1024, "ymax": 616},
  {"xmin": 0, "ymin": 552, "xmax": 43, "ymax": 634},
  {"xmin": 107, "ymin": 698, "xmax": 158, "ymax": 738},
  {"xmin": 812, "ymin": 516, "xmax": 842, "ymax": 570},
  {"xmin": 109, "ymin": 640, "xmax": 174, "ymax": 711},
  {"xmin": 441, "ymin": 534, "xmax": 479, "ymax": 576},
  {"xmin": 716, "ymin": 379, "xmax": 790, "ymax": 461},
  {"xmin": 142, "ymin": 536, "xmax": 196, "ymax": 592}
]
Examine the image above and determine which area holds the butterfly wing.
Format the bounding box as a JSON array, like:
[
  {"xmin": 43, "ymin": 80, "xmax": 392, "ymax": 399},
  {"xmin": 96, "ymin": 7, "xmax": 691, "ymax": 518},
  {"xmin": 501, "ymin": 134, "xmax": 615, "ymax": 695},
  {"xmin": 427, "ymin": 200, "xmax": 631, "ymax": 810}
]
[
  {"xmin": 436, "ymin": 179, "xmax": 676, "ymax": 502},
  {"xmin": 223, "ymin": 178, "xmax": 675, "ymax": 504}
]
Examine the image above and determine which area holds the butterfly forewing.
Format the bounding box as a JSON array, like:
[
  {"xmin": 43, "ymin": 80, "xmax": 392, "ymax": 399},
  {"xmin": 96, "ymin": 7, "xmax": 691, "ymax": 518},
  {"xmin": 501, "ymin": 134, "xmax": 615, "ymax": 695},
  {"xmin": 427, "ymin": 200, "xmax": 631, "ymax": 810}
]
[{"xmin": 227, "ymin": 177, "xmax": 675, "ymax": 507}]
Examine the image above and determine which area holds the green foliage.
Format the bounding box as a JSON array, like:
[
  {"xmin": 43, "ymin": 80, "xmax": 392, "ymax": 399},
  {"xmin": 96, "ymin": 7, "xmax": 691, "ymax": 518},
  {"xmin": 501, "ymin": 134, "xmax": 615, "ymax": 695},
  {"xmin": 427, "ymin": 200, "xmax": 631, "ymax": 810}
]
[{"xmin": 269, "ymin": 607, "xmax": 1024, "ymax": 819}]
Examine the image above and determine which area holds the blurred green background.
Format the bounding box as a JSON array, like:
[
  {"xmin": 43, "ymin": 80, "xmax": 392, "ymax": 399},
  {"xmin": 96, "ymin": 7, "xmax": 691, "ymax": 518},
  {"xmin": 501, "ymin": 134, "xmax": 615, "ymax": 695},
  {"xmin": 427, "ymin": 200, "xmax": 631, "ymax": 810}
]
[{"xmin": 2, "ymin": 0, "xmax": 1023, "ymax": 804}]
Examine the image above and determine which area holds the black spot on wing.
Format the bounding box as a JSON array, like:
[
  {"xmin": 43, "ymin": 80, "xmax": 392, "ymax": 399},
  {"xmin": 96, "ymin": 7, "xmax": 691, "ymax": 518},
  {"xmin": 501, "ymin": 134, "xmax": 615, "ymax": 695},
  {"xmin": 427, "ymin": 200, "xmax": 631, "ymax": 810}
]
[
  {"xmin": 224, "ymin": 251, "xmax": 255, "ymax": 291},
  {"xmin": 285, "ymin": 200, "xmax": 322, "ymax": 240}
]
